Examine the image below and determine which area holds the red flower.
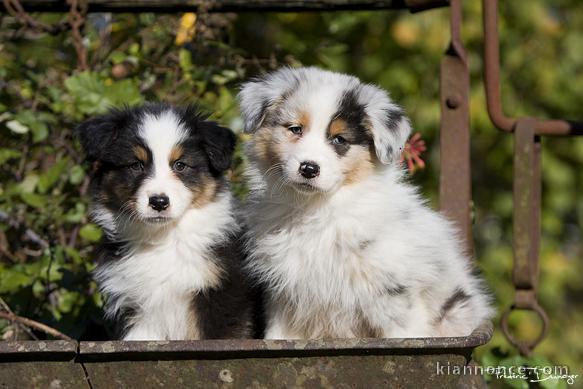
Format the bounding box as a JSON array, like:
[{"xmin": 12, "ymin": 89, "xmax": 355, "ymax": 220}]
[{"xmin": 400, "ymin": 132, "xmax": 426, "ymax": 174}]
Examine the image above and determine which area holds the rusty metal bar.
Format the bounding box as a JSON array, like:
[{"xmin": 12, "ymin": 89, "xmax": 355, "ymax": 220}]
[
  {"xmin": 500, "ymin": 119, "xmax": 549, "ymax": 356},
  {"xmin": 482, "ymin": 0, "xmax": 583, "ymax": 136},
  {"xmin": 512, "ymin": 120, "xmax": 540, "ymax": 291},
  {"xmin": 2, "ymin": 0, "xmax": 449, "ymax": 13},
  {"xmin": 439, "ymin": 0, "xmax": 473, "ymax": 254}
]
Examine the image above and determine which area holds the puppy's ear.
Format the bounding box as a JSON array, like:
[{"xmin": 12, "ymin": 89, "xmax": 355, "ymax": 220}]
[
  {"xmin": 75, "ymin": 109, "xmax": 129, "ymax": 162},
  {"xmin": 361, "ymin": 85, "xmax": 412, "ymax": 165},
  {"xmin": 239, "ymin": 67, "xmax": 303, "ymax": 133},
  {"xmin": 199, "ymin": 122, "xmax": 237, "ymax": 174},
  {"xmin": 238, "ymin": 79, "xmax": 270, "ymax": 134}
]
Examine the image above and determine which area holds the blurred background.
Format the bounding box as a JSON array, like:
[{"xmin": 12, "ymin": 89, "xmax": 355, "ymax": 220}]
[{"xmin": 0, "ymin": 1, "xmax": 581, "ymax": 387}]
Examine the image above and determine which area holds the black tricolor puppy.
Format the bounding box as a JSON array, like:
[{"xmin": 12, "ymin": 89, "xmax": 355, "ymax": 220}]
[{"xmin": 76, "ymin": 103, "xmax": 258, "ymax": 340}]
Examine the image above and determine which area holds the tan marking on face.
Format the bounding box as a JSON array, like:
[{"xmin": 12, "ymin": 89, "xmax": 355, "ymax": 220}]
[
  {"xmin": 252, "ymin": 109, "xmax": 313, "ymax": 176},
  {"xmin": 343, "ymin": 145, "xmax": 376, "ymax": 186},
  {"xmin": 286, "ymin": 110, "xmax": 311, "ymax": 142},
  {"xmin": 169, "ymin": 145, "xmax": 183, "ymax": 164},
  {"xmin": 133, "ymin": 146, "xmax": 148, "ymax": 163},
  {"xmin": 252, "ymin": 127, "xmax": 284, "ymax": 170},
  {"xmin": 298, "ymin": 111, "xmax": 310, "ymax": 130},
  {"xmin": 328, "ymin": 118, "xmax": 348, "ymax": 137},
  {"xmin": 191, "ymin": 176, "xmax": 218, "ymax": 208}
]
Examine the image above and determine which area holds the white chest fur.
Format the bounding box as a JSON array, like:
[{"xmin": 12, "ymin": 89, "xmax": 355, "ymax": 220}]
[
  {"xmin": 95, "ymin": 194, "xmax": 235, "ymax": 340},
  {"xmin": 245, "ymin": 167, "xmax": 482, "ymax": 338}
]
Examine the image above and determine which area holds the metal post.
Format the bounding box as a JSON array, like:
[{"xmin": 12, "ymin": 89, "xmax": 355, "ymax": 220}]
[
  {"xmin": 500, "ymin": 119, "xmax": 549, "ymax": 356},
  {"xmin": 439, "ymin": 0, "xmax": 473, "ymax": 254}
]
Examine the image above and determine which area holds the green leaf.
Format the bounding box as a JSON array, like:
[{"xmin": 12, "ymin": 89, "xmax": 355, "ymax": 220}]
[
  {"xmin": 64, "ymin": 247, "xmax": 83, "ymax": 265},
  {"xmin": 63, "ymin": 202, "xmax": 86, "ymax": 223},
  {"xmin": 64, "ymin": 71, "xmax": 109, "ymax": 115},
  {"xmin": 0, "ymin": 274, "xmax": 31, "ymax": 294},
  {"xmin": 65, "ymin": 71, "xmax": 144, "ymax": 115},
  {"xmin": 0, "ymin": 112, "xmax": 12, "ymax": 122},
  {"xmin": 129, "ymin": 43, "xmax": 140, "ymax": 56},
  {"xmin": 38, "ymin": 159, "xmax": 68, "ymax": 194},
  {"xmin": 8, "ymin": 110, "xmax": 55, "ymax": 143},
  {"xmin": 38, "ymin": 251, "xmax": 65, "ymax": 284},
  {"xmin": 69, "ymin": 165, "xmax": 86, "ymax": 185},
  {"xmin": 79, "ymin": 224, "xmax": 103, "ymax": 242},
  {"xmin": 18, "ymin": 173, "xmax": 39, "ymax": 194},
  {"xmin": 104, "ymin": 79, "xmax": 143, "ymax": 107},
  {"xmin": 480, "ymin": 349, "xmax": 501, "ymax": 372},
  {"xmin": 110, "ymin": 51, "xmax": 126, "ymax": 65},
  {"xmin": 179, "ymin": 49, "xmax": 193, "ymax": 72},
  {"xmin": 211, "ymin": 74, "xmax": 227, "ymax": 85},
  {"xmin": 57, "ymin": 290, "xmax": 83, "ymax": 314},
  {"xmin": 31, "ymin": 122, "xmax": 49, "ymax": 143},
  {"xmin": 215, "ymin": 87, "xmax": 235, "ymax": 116},
  {"xmin": 0, "ymin": 266, "xmax": 32, "ymax": 293},
  {"xmin": 0, "ymin": 148, "xmax": 21, "ymax": 165},
  {"xmin": 6, "ymin": 120, "xmax": 29, "ymax": 134},
  {"xmin": 124, "ymin": 56, "xmax": 139, "ymax": 66},
  {"xmin": 65, "ymin": 71, "xmax": 102, "ymax": 96},
  {"xmin": 20, "ymin": 192, "xmax": 46, "ymax": 208}
]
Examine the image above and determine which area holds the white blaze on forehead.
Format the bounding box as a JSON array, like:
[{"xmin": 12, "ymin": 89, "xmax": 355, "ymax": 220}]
[
  {"xmin": 303, "ymin": 88, "xmax": 341, "ymax": 133},
  {"xmin": 289, "ymin": 69, "xmax": 362, "ymax": 135},
  {"xmin": 136, "ymin": 110, "xmax": 194, "ymax": 219},
  {"xmin": 139, "ymin": 111, "xmax": 188, "ymax": 176}
]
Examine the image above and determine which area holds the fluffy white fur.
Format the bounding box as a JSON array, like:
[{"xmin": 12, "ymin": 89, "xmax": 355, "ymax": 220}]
[
  {"xmin": 94, "ymin": 193, "xmax": 235, "ymax": 340},
  {"xmin": 240, "ymin": 67, "xmax": 493, "ymax": 339}
]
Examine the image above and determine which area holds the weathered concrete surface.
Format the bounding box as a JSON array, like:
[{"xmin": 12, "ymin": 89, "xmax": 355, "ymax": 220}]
[
  {"xmin": 0, "ymin": 361, "xmax": 89, "ymax": 389},
  {"xmin": 0, "ymin": 323, "xmax": 492, "ymax": 388},
  {"xmin": 0, "ymin": 341, "xmax": 88, "ymax": 389},
  {"xmin": 78, "ymin": 322, "xmax": 493, "ymax": 359},
  {"xmin": 0, "ymin": 340, "xmax": 76, "ymax": 358},
  {"xmin": 83, "ymin": 354, "xmax": 473, "ymax": 389}
]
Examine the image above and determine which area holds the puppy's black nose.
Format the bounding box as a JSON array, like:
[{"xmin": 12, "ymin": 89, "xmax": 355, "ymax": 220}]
[
  {"xmin": 299, "ymin": 161, "xmax": 320, "ymax": 179},
  {"xmin": 149, "ymin": 195, "xmax": 169, "ymax": 211}
]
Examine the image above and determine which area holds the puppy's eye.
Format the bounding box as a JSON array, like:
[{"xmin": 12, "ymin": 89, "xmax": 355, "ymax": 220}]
[
  {"xmin": 129, "ymin": 161, "xmax": 144, "ymax": 171},
  {"xmin": 288, "ymin": 125, "xmax": 303, "ymax": 135},
  {"xmin": 173, "ymin": 161, "xmax": 187, "ymax": 172},
  {"xmin": 332, "ymin": 135, "xmax": 347, "ymax": 145}
]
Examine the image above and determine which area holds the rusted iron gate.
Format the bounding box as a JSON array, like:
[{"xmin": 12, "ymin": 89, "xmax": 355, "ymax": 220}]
[
  {"xmin": 0, "ymin": 0, "xmax": 579, "ymax": 386},
  {"xmin": 482, "ymin": 0, "xmax": 583, "ymax": 357}
]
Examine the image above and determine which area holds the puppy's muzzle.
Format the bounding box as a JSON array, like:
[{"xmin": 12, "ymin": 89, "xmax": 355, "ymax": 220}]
[{"xmin": 299, "ymin": 161, "xmax": 320, "ymax": 179}]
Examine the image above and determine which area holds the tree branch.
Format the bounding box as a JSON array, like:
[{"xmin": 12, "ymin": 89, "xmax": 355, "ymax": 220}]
[{"xmin": 0, "ymin": 311, "xmax": 73, "ymax": 341}]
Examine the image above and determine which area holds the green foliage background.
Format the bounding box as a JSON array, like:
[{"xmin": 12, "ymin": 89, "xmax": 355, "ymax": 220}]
[{"xmin": 0, "ymin": 1, "xmax": 581, "ymax": 387}]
